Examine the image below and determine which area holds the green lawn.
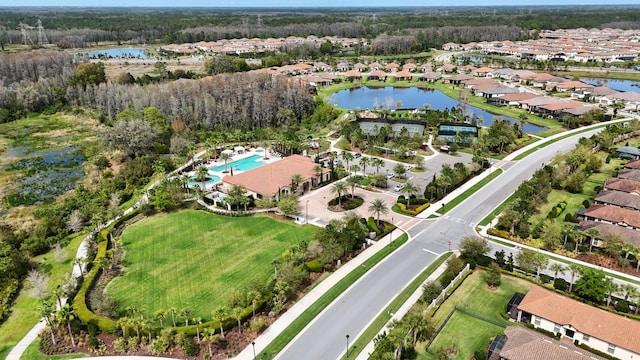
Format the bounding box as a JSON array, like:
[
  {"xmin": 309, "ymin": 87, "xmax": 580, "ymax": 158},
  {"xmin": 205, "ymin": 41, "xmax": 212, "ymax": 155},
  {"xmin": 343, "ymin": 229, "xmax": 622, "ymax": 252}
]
[
  {"xmin": 0, "ymin": 231, "xmax": 87, "ymax": 360},
  {"xmin": 437, "ymin": 169, "xmax": 503, "ymax": 215},
  {"xmin": 107, "ymin": 210, "xmax": 317, "ymax": 321},
  {"xmin": 422, "ymin": 311, "xmax": 503, "ymax": 360},
  {"xmin": 417, "ymin": 271, "xmax": 531, "ymax": 359},
  {"xmin": 20, "ymin": 339, "xmax": 87, "ymax": 360}
]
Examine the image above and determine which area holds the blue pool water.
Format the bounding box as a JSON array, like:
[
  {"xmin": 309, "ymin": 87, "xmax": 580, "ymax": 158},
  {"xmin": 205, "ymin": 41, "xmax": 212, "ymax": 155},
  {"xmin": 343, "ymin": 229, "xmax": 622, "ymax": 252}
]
[
  {"xmin": 210, "ymin": 154, "xmax": 265, "ymax": 172},
  {"xmin": 188, "ymin": 175, "xmax": 221, "ymax": 188}
]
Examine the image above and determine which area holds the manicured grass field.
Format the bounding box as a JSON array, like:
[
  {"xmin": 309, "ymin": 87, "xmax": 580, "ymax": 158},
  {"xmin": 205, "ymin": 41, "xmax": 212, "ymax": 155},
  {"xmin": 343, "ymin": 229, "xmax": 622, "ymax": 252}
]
[
  {"xmin": 107, "ymin": 210, "xmax": 317, "ymax": 321},
  {"xmin": 415, "ymin": 271, "xmax": 531, "ymax": 359},
  {"xmin": 422, "ymin": 311, "xmax": 503, "ymax": 360}
]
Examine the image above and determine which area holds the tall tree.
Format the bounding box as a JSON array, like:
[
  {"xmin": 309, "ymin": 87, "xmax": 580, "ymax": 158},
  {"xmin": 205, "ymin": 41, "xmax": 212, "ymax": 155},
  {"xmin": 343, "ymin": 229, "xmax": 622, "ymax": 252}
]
[
  {"xmin": 459, "ymin": 236, "xmax": 490, "ymax": 261},
  {"xmin": 58, "ymin": 304, "xmax": 77, "ymax": 347},
  {"xmin": 368, "ymin": 199, "xmax": 389, "ymax": 227},
  {"xmin": 331, "ymin": 182, "xmax": 348, "ymax": 206},
  {"xmin": 400, "ymin": 181, "xmax": 419, "ymax": 206}
]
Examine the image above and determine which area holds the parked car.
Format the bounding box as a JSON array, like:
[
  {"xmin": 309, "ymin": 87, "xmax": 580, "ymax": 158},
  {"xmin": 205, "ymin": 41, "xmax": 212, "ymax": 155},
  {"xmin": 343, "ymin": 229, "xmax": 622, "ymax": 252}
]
[
  {"xmin": 393, "ymin": 184, "xmax": 404, "ymax": 192},
  {"xmin": 334, "ymin": 159, "xmax": 342, "ymax": 166},
  {"xmin": 354, "ymin": 153, "xmax": 362, "ymax": 158},
  {"xmin": 386, "ymin": 173, "xmax": 395, "ymax": 179}
]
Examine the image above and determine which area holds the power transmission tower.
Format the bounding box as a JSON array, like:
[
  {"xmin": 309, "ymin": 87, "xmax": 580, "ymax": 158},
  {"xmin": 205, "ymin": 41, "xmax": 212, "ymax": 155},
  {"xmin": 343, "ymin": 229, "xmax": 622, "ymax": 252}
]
[
  {"xmin": 37, "ymin": 19, "xmax": 49, "ymax": 46},
  {"xmin": 19, "ymin": 22, "xmax": 33, "ymax": 45}
]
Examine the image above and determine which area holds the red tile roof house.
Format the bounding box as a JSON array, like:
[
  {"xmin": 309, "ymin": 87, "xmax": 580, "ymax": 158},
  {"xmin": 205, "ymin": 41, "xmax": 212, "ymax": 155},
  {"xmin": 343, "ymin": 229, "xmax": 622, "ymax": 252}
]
[
  {"xmin": 605, "ymin": 178, "xmax": 640, "ymax": 194},
  {"xmin": 578, "ymin": 203, "xmax": 640, "ymax": 231},
  {"xmin": 367, "ymin": 70, "xmax": 387, "ymax": 81},
  {"xmin": 402, "ymin": 62, "xmax": 417, "ymax": 72},
  {"xmin": 393, "ymin": 70, "xmax": 413, "ymax": 81},
  {"xmin": 384, "ymin": 62, "xmax": 399, "ymax": 72},
  {"xmin": 514, "ymin": 286, "xmax": 640, "ymax": 360},
  {"xmin": 222, "ymin": 155, "xmax": 330, "ymax": 200},
  {"xmin": 624, "ymin": 159, "xmax": 640, "ymax": 170},
  {"xmin": 490, "ymin": 326, "xmax": 608, "ymax": 360}
]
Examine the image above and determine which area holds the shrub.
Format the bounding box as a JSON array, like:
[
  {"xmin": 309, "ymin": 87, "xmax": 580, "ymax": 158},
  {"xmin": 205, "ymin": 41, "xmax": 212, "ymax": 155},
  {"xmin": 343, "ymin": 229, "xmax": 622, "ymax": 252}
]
[
  {"xmin": 421, "ymin": 281, "xmax": 443, "ymax": 304},
  {"xmin": 439, "ymin": 271, "xmax": 455, "ymax": 288},
  {"xmin": 554, "ymin": 278, "xmax": 569, "ymax": 291},
  {"xmin": 488, "ymin": 228, "xmax": 510, "ymax": 239},
  {"xmin": 582, "ymin": 199, "xmax": 591, "ymax": 208},
  {"xmin": 249, "ymin": 317, "xmax": 267, "ymax": 333},
  {"xmin": 305, "ymin": 259, "xmax": 323, "ymax": 273},
  {"xmin": 474, "ymin": 349, "xmax": 487, "ymax": 360},
  {"xmin": 367, "ymin": 216, "xmax": 380, "ymax": 234},
  {"xmin": 564, "ymin": 213, "xmax": 575, "ymax": 222},
  {"xmin": 618, "ymin": 256, "xmax": 631, "ymax": 268},
  {"xmin": 342, "ymin": 197, "xmax": 364, "ymax": 210},
  {"xmin": 615, "ymin": 300, "xmax": 630, "ymax": 313}
]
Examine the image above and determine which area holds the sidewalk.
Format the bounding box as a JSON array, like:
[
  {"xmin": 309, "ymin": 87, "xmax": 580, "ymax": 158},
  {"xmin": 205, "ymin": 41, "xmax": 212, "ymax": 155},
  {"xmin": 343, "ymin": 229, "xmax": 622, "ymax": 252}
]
[{"xmin": 232, "ymin": 231, "xmax": 401, "ymax": 360}]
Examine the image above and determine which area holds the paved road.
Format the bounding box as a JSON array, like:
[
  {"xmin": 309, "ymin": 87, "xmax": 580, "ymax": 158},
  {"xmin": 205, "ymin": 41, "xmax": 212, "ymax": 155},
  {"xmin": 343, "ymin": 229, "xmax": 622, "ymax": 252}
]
[{"xmin": 276, "ymin": 128, "xmax": 602, "ymax": 360}]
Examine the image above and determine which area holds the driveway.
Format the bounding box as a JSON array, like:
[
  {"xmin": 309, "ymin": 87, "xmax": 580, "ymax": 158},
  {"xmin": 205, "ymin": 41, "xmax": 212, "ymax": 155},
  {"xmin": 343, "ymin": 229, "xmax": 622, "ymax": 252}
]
[{"xmin": 298, "ymin": 182, "xmax": 413, "ymax": 227}]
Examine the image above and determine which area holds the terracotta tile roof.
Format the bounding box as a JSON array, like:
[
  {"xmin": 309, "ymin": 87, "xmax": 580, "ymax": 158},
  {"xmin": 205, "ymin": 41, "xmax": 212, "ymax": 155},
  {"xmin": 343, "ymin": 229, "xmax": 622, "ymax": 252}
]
[
  {"xmin": 222, "ymin": 155, "xmax": 329, "ymax": 197},
  {"xmin": 538, "ymin": 101, "xmax": 584, "ymax": 111},
  {"xmin": 555, "ymin": 80, "xmax": 594, "ymax": 89},
  {"xmin": 583, "ymin": 203, "xmax": 640, "ymax": 228},
  {"xmin": 518, "ymin": 287, "xmax": 640, "ymax": 354},
  {"xmin": 344, "ymin": 70, "xmax": 362, "ymax": 77},
  {"xmin": 499, "ymin": 326, "xmax": 607, "ymax": 360},
  {"xmin": 605, "ymin": 178, "xmax": 640, "ymax": 194},
  {"xmin": 394, "ymin": 70, "xmax": 413, "ymax": 78},
  {"xmin": 624, "ymin": 160, "xmax": 640, "ymax": 170},
  {"xmin": 368, "ymin": 70, "xmax": 387, "ymax": 78},
  {"xmin": 473, "ymin": 66, "xmax": 495, "ymax": 73}
]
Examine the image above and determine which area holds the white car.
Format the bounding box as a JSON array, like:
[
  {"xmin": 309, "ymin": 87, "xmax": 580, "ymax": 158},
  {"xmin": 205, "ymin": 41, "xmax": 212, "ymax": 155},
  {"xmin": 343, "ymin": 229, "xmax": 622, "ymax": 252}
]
[{"xmin": 393, "ymin": 184, "xmax": 404, "ymax": 192}]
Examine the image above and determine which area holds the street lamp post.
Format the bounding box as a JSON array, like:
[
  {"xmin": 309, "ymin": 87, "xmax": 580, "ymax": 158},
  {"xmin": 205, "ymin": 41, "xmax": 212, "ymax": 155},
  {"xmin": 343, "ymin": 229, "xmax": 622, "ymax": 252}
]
[
  {"xmin": 252, "ymin": 341, "xmax": 256, "ymax": 359},
  {"xmin": 346, "ymin": 334, "xmax": 350, "ymax": 358},
  {"xmin": 390, "ymin": 217, "xmax": 394, "ymax": 244},
  {"xmin": 305, "ymin": 200, "xmax": 309, "ymax": 224}
]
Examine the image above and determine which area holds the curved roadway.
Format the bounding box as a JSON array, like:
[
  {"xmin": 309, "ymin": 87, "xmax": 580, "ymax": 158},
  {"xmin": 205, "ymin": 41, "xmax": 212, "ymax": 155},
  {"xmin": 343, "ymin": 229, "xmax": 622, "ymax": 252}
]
[{"xmin": 276, "ymin": 128, "xmax": 602, "ymax": 360}]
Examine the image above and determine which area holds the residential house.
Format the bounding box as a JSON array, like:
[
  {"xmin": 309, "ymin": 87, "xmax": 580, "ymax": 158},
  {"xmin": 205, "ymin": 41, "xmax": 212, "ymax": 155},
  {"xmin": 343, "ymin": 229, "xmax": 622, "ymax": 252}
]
[
  {"xmin": 335, "ymin": 62, "xmax": 350, "ymax": 72},
  {"xmin": 479, "ymin": 86, "xmax": 520, "ymax": 101},
  {"xmin": 368, "ymin": 61, "xmax": 382, "ymax": 71},
  {"xmin": 417, "ymin": 71, "xmax": 442, "ymax": 83},
  {"xmin": 442, "ymin": 42, "xmax": 463, "ymax": 51},
  {"xmin": 536, "ymin": 100, "xmax": 585, "ymax": 119},
  {"xmin": 222, "ymin": 154, "xmax": 330, "ymax": 200},
  {"xmin": 578, "ymin": 203, "xmax": 640, "ymax": 231},
  {"xmin": 604, "ymin": 178, "xmax": 640, "ymax": 194},
  {"xmin": 580, "ymin": 220, "xmax": 640, "ymax": 248},
  {"xmin": 494, "ymin": 93, "xmax": 541, "ymax": 107},
  {"xmin": 594, "ymin": 189, "xmax": 640, "ymax": 211},
  {"xmin": 394, "ymin": 70, "xmax": 413, "ymax": 81},
  {"xmin": 420, "ymin": 64, "xmax": 433, "ymax": 73},
  {"xmin": 603, "ymin": 91, "xmax": 640, "ymax": 111},
  {"xmin": 344, "ymin": 70, "xmax": 362, "ymax": 80},
  {"xmin": 489, "ymin": 326, "xmax": 608, "ymax": 360},
  {"xmin": 402, "ymin": 62, "xmax": 417, "ymax": 72},
  {"xmin": 471, "ymin": 66, "xmax": 494, "ymax": 77},
  {"xmin": 512, "ymin": 286, "xmax": 640, "ymax": 360},
  {"xmin": 353, "ymin": 63, "xmax": 367, "ymax": 72},
  {"xmin": 624, "ymin": 159, "xmax": 640, "ymax": 170},
  {"xmin": 445, "ymin": 74, "xmax": 473, "ymax": 85},
  {"xmin": 384, "ymin": 62, "xmax": 399, "ymax": 72},
  {"xmin": 313, "ymin": 62, "xmax": 332, "ymax": 72},
  {"xmin": 439, "ymin": 63, "xmax": 457, "ymax": 73},
  {"xmin": 367, "ymin": 70, "xmax": 387, "ymax": 81},
  {"xmin": 616, "ymin": 146, "xmax": 640, "ymax": 160},
  {"xmin": 617, "ymin": 168, "xmax": 640, "ymax": 182}
]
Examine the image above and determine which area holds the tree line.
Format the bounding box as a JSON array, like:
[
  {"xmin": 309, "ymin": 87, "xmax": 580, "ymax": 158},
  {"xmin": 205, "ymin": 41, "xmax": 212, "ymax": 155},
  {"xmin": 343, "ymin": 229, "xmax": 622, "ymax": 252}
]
[{"xmin": 2, "ymin": 7, "xmax": 639, "ymax": 51}]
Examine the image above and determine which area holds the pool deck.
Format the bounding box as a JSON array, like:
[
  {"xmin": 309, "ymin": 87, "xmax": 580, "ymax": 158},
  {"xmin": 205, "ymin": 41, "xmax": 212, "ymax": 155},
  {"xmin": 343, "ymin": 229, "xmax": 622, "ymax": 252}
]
[{"xmin": 186, "ymin": 148, "xmax": 282, "ymax": 191}]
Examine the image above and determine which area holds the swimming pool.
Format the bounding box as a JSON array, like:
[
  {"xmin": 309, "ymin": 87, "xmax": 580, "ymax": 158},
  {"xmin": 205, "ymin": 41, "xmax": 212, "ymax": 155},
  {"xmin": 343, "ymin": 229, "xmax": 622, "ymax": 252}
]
[
  {"xmin": 210, "ymin": 154, "xmax": 265, "ymax": 172},
  {"xmin": 188, "ymin": 175, "xmax": 221, "ymax": 188}
]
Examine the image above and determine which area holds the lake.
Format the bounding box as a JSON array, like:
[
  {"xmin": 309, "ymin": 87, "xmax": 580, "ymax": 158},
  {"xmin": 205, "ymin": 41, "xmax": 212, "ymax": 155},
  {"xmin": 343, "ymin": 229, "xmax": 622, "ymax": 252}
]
[
  {"xmin": 76, "ymin": 47, "xmax": 151, "ymax": 59},
  {"xmin": 329, "ymin": 86, "xmax": 547, "ymax": 133},
  {"xmin": 581, "ymin": 78, "xmax": 640, "ymax": 93}
]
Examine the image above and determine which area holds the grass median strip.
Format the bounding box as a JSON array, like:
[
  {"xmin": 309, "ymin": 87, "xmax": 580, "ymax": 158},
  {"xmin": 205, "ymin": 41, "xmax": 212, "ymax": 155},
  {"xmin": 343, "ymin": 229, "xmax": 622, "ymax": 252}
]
[
  {"xmin": 257, "ymin": 233, "xmax": 409, "ymax": 360},
  {"xmin": 342, "ymin": 252, "xmax": 451, "ymax": 360},
  {"xmin": 436, "ymin": 169, "xmax": 503, "ymax": 215},
  {"xmin": 513, "ymin": 124, "xmax": 609, "ymax": 161}
]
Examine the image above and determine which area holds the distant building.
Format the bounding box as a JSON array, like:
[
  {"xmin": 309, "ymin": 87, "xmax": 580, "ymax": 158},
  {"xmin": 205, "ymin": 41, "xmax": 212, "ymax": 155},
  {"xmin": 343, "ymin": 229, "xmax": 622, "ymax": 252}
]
[{"xmin": 436, "ymin": 122, "xmax": 480, "ymax": 145}]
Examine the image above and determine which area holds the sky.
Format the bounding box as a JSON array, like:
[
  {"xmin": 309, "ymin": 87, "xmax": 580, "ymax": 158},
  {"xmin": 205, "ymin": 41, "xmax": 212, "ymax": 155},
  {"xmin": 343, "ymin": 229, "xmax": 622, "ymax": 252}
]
[{"xmin": 16, "ymin": 0, "xmax": 640, "ymax": 8}]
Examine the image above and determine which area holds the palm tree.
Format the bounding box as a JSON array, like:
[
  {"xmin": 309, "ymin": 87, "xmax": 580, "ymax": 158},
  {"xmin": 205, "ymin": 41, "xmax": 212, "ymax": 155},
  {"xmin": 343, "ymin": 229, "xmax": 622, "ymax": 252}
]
[
  {"xmin": 116, "ymin": 317, "xmax": 131, "ymax": 339},
  {"xmin": 193, "ymin": 317, "xmax": 203, "ymax": 343},
  {"xmin": 38, "ymin": 299, "xmax": 58, "ymax": 346},
  {"xmin": 372, "ymin": 158, "xmax": 385, "ymax": 174},
  {"xmin": 400, "ymin": 181, "xmax": 419, "ymax": 207},
  {"xmin": 180, "ymin": 173, "xmax": 191, "ymax": 193},
  {"xmin": 368, "ymin": 199, "xmax": 389, "ymax": 227},
  {"xmin": 180, "ymin": 308, "xmax": 192, "ymax": 326},
  {"xmin": 331, "ymin": 182, "xmax": 348, "ymax": 206},
  {"xmin": 584, "ymin": 227, "xmax": 600, "ymax": 253},
  {"xmin": 313, "ymin": 165, "xmax": 323, "ymax": 186},
  {"xmin": 549, "ymin": 263, "xmax": 565, "ymax": 282},
  {"xmin": 346, "ymin": 176, "xmax": 360, "ymax": 199},
  {"xmin": 342, "ymin": 152, "xmax": 354, "ymax": 171},
  {"xmin": 247, "ymin": 290, "xmax": 262, "ymax": 317},
  {"xmin": 605, "ymin": 278, "xmax": 619, "ymax": 307},
  {"xmin": 153, "ymin": 309, "xmax": 166, "ymax": 327},
  {"xmin": 359, "ymin": 156, "xmax": 370, "ymax": 175},
  {"xmin": 213, "ymin": 306, "xmax": 228, "ymax": 338},
  {"xmin": 168, "ymin": 307, "xmax": 178, "ymax": 327},
  {"xmin": 220, "ymin": 152, "xmax": 233, "ymax": 172},
  {"xmin": 196, "ymin": 165, "xmax": 209, "ymax": 192},
  {"xmin": 290, "ymin": 173, "xmax": 304, "ymax": 194},
  {"xmin": 58, "ymin": 304, "xmax": 77, "ymax": 347},
  {"xmin": 232, "ymin": 307, "xmax": 244, "ymax": 333},
  {"xmin": 567, "ymin": 263, "xmax": 581, "ymax": 293},
  {"xmin": 350, "ymin": 164, "xmax": 361, "ymax": 176}
]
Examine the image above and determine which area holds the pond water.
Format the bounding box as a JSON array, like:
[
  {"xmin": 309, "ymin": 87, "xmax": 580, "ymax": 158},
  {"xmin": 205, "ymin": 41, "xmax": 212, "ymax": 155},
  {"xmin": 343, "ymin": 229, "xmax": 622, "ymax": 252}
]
[
  {"xmin": 4, "ymin": 145, "xmax": 85, "ymax": 206},
  {"xmin": 75, "ymin": 48, "xmax": 151, "ymax": 59},
  {"xmin": 580, "ymin": 78, "xmax": 640, "ymax": 93},
  {"xmin": 329, "ymin": 86, "xmax": 547, "ymax": 133}
]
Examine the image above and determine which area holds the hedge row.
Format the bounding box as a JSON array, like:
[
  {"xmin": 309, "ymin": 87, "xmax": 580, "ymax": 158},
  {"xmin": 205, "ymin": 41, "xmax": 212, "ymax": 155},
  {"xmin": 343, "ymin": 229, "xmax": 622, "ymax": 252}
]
[
  {"xmin": 397, "ymin": 196, "xmax": 430, "ymax": 206},
  {"xmin": 547, "ymin": 201, "xmax": 567, "ymax": 219},
  {"xmin": 367, "ymin": 216, "xmax": 381, "ymax": 235},
  {"xmin": 396, "ymin": 202, "xmax": 430, "ymax": 216}
]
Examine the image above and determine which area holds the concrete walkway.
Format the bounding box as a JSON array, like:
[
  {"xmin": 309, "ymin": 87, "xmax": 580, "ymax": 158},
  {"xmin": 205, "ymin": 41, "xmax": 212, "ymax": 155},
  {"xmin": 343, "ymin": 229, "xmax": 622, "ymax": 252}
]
[{"xmin": 232, "ymin": 231, "xmax": 402, "ymax": 360}]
